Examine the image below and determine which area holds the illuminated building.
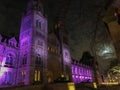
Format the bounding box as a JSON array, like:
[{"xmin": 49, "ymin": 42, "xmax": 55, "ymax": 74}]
[
  {"xmin": 0, "ymin": 0, "xmax": 94, "ymax": 87},
  {"xmin": 72, "ymin": 60, "xmax": 93, "ymax": 83}
]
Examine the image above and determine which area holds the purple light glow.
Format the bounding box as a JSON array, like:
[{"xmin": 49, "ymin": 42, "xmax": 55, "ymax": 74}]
[
  {"xmin": 1, "ymin": 57, "xmax": 6, "ymax": 67},
  {"xmin": 0, "ymin": 57, "xmax": 9, "ymax": 79},
  {"xmin": 0, "ymin": 67, "xmax": 7, "ymax": 77},
  {"xmin": 63, "ymin": 49, "xmax": 71, "ymax": 63},
  {"xmin": 72, "ymin": 63, "xmax": 93, "ymax": 83}
]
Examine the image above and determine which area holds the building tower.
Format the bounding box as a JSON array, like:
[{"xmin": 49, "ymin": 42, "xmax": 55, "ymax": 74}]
[
  {"xmin": 17, "ymin": 0, "xmax": 48, "ymax": 85},
  {"xmin": 55, "ymin": 17, "xmax": 72, "ymax": 81}
]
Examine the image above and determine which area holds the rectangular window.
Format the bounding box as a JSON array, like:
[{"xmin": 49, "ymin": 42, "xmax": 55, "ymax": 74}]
[
  {"xmin": 36, "ymin": 20, "xmax": 41, "ymax": 29},
  {"xmin": 35, "ymin": 54, "xmax": 42, "ymax": 65},
  {"xmin": 38, "ymin": 71, "xmax": 40, "ymax": 81},
  {"xmin": 22, "ymin": 54, "xmax": 27, "ymax": 65},
  {"xmin": 21, "ymin": 71, "xmax": 26, "ymax": 82},
  {"xmin": 47, "ymin": 46, "xmax": 50, "ymax": 51},
  {"xmin": 34, "ymin": 70, "xmax": 37, "ymax": 81},
  {"xmin": 4, "ymin": 72, "xmax": 12, "ymax": 84},
  {"xmin": 5, "ymin": 56, "xmax": 13, "ymax": 66},
  {"xmin": 36, "ymin": 20, "xmax": 39, "ymax": 28},
  {"xmin": 34, "ymin": 70, "xmax": 41, "ymax": 81},
  {"xmin": 39, "ymin": 22, "xmax": 41, "ymax": 29}
]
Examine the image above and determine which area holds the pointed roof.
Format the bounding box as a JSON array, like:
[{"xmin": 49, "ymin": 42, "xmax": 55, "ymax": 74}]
[
  {"xmin": 80, "ymin": 51, "xmax": 94, "ymax": 66},
  {"xmin": 27, "ymin": 0, "xmax": 44, "ymax": 13},
  {"xmin": 9, "ymin": 37, "xmax": 17, "ymax": 43}
]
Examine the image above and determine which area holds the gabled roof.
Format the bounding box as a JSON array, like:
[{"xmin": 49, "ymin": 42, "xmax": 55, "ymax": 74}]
[
  {"xmin": 9, "ymin": 37, "xmax": 17, "ymax": 43},
  {"xmin": 0, "ymin": 33, "xmax": 19, "ymax": 43}
]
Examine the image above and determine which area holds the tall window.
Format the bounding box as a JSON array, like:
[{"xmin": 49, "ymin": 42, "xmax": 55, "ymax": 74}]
[
  {"xmin": 34, "ymin": 70, "xmax": 37, "ymax": 81},
  {"xmin": 36, "ymin": 20, "xmax": 41, "ymax": 29},
  {"xmin": 34, "ymin": 70, "xmax": 41, "ymax": 81},
  {"xmin": 35, "ymin": 54, "xmax": 42, "ymax": 65},
  {"xmin": 5, "ymin": 54, "xmax": 13, "ymax": 66},
  {"xmin": 22, "ymin": 54, "xmax": 27, "ymax": 65},
  {"xmin": 4, "ymin": 72, "xmax": 11, "ymax": 84},
  {"xmin": 65, "ymin": 51, "xmax": 69, "ymax": 58},
  {"xmin": 21, "ymin": 71, "xmax": 26, "ymax": 82}
]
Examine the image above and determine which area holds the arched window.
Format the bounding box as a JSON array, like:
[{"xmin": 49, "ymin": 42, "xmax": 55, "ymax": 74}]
[
  {"xmin": 5, "ymin": 54, "xmax": 13, "ymax": 66},
  {"xmin": 22, "ymin": 54, "xmax": 27, "ymax": 65},
  {"xmin": 35, "ymin": 54, "xmax": 42, "ymax": 65},
  {"xmin": 36, "ymin": 20, "xmax": 41, "ymax": 29},
  {"xmin": 34, "ymin": 70, "xmax": 41, "ymax": 82},
  {"xmin": 4, "ymin": 72, "xmax": 11, "ymax": 84},
  {"xmin": 20, "ymin": 71, "xmax": 26, "ymax": 82}
]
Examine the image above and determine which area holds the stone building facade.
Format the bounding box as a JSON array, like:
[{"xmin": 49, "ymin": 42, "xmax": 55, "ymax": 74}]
[
  {"xmin": 0, "ymin": 0, "xmax": 93, "ymax": 87},
  {"xmin": 0, "ymin": 0, "xmax": 72, "ymax": 87},
  {"xmin": 72, "ymin": 60, "xmax": 93, "ymax": 83}
]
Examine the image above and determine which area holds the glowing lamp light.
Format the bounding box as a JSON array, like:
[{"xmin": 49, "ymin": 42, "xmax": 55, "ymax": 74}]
[
  {"xmin": 103, "ymin": 49, "xmax": 109, "ymax": 54},
  {"xmin": 102, "ymin": 47, "xmax": 111, "ymax": 55},
  {"xmin": 68, "ymin": 83, "xmax": 75, "ymax": 90},
  {"xmin": 61, "ymin": 74, "xmax": 65, "ymax": 78},
  {"xmin": 76, "ymin": 75, "xmax": 78, "ymax": 78},
  {"xmin": 114, "ymin": 12, "xmax": 117, "ymax": 16},
  {"xmin": 93, "ymin": 82, "xmax": 97, "ymax": 89}
]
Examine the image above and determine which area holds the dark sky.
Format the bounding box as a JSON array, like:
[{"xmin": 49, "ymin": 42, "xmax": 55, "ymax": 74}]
[
  {"xmin": 0, "ymin": 0, "xmax": 28, "ymax": 35},
  {"xmin": 0, "ymin": 0, "xmax": 113, "ymax": 72}
]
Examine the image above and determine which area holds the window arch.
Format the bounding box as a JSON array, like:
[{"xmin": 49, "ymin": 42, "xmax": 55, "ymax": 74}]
[
  {"xmin": 4, "ymin": 72, "xmax": 12, "ymax": 84},
  {"xmin": 20, "ymin": 71, "xmax": 26, "ymax": 82},
  {"xmin": 35, "ymin": 54, "xmax": 42, "ymax": 65},
  {"xmin": 22, "ymin": 54, "xmax": 27, "ymax": 65},
  {"xmin": 5, "ymin": 54, "xmax": 13, "ymax": 66},
  {"xmin": 34, "ymin": 70, "xmax": 41, "ymax": 82},
  {"xmin": 36, "ymin": 20, "xmax": 41, "ymax": 29}
]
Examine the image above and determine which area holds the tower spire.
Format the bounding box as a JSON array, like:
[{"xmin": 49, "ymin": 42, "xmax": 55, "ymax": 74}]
[{"xmin": 27, "ymin": 0, "xmax": 44, "ymax": 14}]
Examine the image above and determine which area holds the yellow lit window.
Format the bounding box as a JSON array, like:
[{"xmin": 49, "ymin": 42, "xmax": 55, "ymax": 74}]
[
  {"xmin": 34, "ymin": 70, "xmax": 41, "ymax": 81},
  {"xmin": 34, "ymin": 70, "xmax": 37, "ymax": 81},
  {"xmin": 38, "ymin": 71, "xmax": 40, "ymax": 81}
]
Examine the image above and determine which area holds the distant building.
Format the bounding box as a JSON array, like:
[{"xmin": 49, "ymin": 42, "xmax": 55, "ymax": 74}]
[
  {"xmin": 71, "ymin": 59, "xmax": 93, "ymax": 83},
  {"xmin": 71, "ymin": 52, "xmax": 102, "ymax": 84},
  {"xmin": 79, "ymin": 51, "xmax": 102, "ymax": 84}
]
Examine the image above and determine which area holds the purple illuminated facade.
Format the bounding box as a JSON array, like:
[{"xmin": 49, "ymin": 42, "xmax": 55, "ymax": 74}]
[
  {"xmin": 72, "ymin": 60, "xmax": 93, "ymax": 83},
  {"xmin": 0, "ymin": 36, "xmax": 18, "ymax": 86},
  {"xmin": 0, "ymin": 0, "xmax": 93, "ymax": 87}
]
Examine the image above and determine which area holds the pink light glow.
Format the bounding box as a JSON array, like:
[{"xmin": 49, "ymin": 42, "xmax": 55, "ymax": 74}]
[
  {"xmin": 72, "ymin": 63, "xmax": 93, "ymax": 83},
  {"xmin": 0, "ymin": 57, "xmax": 8, "ymax": 77},
  {"xmin": 76, "ymin": 75, "xmax": 78, "ymax": 78},
  {"xmin": 1, "ymin": 57, "xmax": 6, "ymax": 66},
  {"xmin": 0, "ymin": 67, "xmax": 8, "ymax": 77}
]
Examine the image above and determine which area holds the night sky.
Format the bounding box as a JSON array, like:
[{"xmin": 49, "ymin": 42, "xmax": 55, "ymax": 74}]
[{"xmin": 0, "ymin": 0, "xmax": 114, "ymax": 72}]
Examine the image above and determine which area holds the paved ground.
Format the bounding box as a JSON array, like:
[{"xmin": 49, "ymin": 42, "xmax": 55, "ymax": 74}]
[
  {"xmin": 0, "ymin": 83, "xmax": 120, "ymax": 90},
  {"xmin": 98, "ymin": 85, "xmax": 120, "ymax": 90},
  {"xmin": 76, "ymin": 84, "xmax": 120, "ymax": 90}
]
